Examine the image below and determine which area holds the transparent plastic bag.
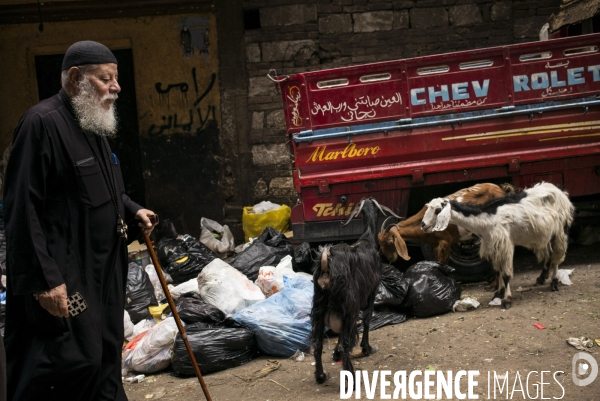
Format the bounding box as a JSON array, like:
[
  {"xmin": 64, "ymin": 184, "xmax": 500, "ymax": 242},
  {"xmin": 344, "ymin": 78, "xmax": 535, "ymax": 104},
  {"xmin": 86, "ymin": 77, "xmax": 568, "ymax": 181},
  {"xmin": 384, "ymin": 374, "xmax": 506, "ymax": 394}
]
[
  {"xmin": 199, "ymin": 217, "xmax": 235, "ymax": 258},
  {"xmin": 233, "ymin": 276, "xmax": 313, "ymax": 357},
  {"xmin": 167, "ymin": 278, "xmax": 199, "ymax": 300},
  {"xmin": 255, "ymin": 266, "xmax": 284, "ymax": 298},
  {"xmin": 123, "ymin": 317, "xmax": 179, "ymax": 374},
  {"xmin": 144, "ymin": 264, "xmax": 166, "ymax": 301},
  {"xmin": 124, "ymin": 310, "xmax": 134, "ymax": 341},
  {"xmin": 197, "ymin": 259, "xmax": 265, "ymax": 315}
]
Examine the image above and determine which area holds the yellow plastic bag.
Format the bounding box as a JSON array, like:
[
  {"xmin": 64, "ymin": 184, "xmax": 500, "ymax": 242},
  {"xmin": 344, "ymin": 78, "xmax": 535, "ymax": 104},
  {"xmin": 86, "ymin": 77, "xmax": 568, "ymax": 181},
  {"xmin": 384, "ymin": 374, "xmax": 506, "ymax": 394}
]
[{"xmin": 242, "ymin": 204, "xmax": 291, "ymax": 242}]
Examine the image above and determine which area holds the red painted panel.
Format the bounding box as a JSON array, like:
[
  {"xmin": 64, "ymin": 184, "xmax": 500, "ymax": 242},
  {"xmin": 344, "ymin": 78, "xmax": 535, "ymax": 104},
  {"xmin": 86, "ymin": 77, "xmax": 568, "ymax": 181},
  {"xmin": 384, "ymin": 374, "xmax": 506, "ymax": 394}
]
[{"xmin": 277, "ymin": 33, "xmax": 600, "ymax": 133}]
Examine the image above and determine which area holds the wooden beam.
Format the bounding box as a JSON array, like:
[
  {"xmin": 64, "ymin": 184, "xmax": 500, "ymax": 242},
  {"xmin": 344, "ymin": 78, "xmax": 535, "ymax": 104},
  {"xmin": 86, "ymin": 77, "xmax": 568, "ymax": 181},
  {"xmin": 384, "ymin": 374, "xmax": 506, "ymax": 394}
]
[{"xmin": 0, "ymin": 0, "xmax": 215, "ymax": 25}]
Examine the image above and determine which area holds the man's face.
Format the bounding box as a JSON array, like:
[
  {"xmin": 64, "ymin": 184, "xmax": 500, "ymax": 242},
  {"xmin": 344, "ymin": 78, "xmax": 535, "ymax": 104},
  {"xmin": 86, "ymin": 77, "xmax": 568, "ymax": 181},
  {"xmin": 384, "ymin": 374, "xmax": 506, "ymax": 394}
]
[{"xmin": 84, "ymin": 63, "xmax": 120, "ymax": 110}]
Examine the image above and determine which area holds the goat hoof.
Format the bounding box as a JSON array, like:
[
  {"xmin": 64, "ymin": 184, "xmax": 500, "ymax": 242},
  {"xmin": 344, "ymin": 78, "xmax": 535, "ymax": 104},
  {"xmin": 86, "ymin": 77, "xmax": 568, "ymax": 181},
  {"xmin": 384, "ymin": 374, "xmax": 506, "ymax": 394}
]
[
  {"xmin": 551, "ymin": 279, "xmax": 559, "ymax": 292},
  {"xmin": 332, "ymin": 351, "xmax": 341, "ymax": 362},
  {"xmin": 536, "ymin": 276, "xmax": 546, "ymax": 285},
  {"xmin": 362, "ymin": 345, "xmax": 378, "ymax": 356},
  {"xmin": 315, "ymin": 372, "xmax": 328, "ymax": 384},
  {"xmin": 501, "ymin": 298, "xmax": 512, "ymax": 309}
]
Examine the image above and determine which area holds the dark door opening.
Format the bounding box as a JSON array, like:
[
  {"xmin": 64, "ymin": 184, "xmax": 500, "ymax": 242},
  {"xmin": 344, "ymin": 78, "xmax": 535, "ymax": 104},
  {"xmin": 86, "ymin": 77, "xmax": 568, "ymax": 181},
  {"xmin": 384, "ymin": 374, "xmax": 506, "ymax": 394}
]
[{"xmin": 35, "ymin": 48, "xmax": 146, "ymax": 207}]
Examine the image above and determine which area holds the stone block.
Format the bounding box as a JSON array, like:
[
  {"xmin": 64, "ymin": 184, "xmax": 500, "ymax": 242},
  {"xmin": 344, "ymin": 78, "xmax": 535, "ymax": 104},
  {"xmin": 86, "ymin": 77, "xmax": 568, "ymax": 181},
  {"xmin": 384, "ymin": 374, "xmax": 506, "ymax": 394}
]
[
  {"xmin": 254, "ymin": 178, "xmax": 268, "ymax": 198},
  {"xmin": 248, "ymin": 76, "xmax": 278, "ymax": 97},
  {"xmin": 449, "ymin": 5, "xmax": 482, "ymax": 26},
  {"xmin": 268, "ymin": 177, "xmax": 296, "ymax": 197},
  {"xmin": 353, "ymin": 11, "xmax": 394, "ymax": 32},
  {"xmin": 393, "ymin": 10, "xmax": 410, "ymax": 29},
  {"xmin": 266, "ymin": 110, "xmax": 286, "ymax": 129},
  {"xmin": 410, "ymin": 7, "xmax": 448, "ymax": 29},
  {"xmin": 319, "ymin": 14, "xmax": 353, "ymax": 34},
  {"xmin": 393, "ymin": 0, "xmax": 415, "ymax": 8},
  {"xmin": 260, "ymin": 4, "xmax": 317, "ymax": 27},
  {"xmin": 252, "ymin": 111, "xmax": 264, "ymax": 130},
  {"xmin": 252, "ymin": 144, "xmax": 291, "ymax": 166},
  {"xmin": 246, "ymin": 43, "xmax": 261, "ymax": 63},
  {"xmin": 490, "ymin": 1, "xmax": 511, "ymax": 21},
  {"xmin": 261, "ymin": 40, "xmax": 319, "ymax": 62}
]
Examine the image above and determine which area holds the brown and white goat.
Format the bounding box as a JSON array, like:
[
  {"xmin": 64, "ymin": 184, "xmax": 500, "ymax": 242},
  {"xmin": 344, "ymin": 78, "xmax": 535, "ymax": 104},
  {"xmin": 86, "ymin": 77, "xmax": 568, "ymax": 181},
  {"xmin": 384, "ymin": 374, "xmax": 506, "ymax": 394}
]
[
  {"xmin": 421, "ymin": 182, "xmax": 574, "ymax": 309},
  {"xmin": 378, "ymin": 183, "xmax": 514, "ymax": 264}
]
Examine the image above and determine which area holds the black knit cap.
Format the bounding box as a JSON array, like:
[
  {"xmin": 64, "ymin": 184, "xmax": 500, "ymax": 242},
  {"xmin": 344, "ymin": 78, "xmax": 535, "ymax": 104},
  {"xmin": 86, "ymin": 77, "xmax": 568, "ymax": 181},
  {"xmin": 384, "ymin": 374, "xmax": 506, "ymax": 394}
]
[{"xmin": 61, "ymin": 40, "xmax": 118, "ymax": 71}]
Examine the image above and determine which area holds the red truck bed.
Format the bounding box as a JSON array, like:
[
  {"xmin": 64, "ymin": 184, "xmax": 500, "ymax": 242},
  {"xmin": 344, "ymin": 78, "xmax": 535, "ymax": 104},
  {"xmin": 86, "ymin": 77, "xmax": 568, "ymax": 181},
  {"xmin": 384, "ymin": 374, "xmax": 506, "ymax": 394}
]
[{"xmin": 274, "ymin": 33, "xmax": 600, "ymax": 242}]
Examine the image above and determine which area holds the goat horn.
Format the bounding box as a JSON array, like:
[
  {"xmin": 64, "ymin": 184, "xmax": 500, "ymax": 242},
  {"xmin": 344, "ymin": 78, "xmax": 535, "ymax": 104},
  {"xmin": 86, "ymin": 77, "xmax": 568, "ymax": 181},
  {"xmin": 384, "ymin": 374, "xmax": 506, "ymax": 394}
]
[
  {"xmin": 380, "ymin": 216, "xmax": 397, "ymax": 233},
  {"xmin": 372, "ymin": 199, "xmax": 403, "ymax": 220},
  {"xmin": 371, "ymin": 199, "xmax": 387, "ymax": 216},
  {"xmin": 341, "ymin": 198, "xmax": 365, "ymax": 226}
]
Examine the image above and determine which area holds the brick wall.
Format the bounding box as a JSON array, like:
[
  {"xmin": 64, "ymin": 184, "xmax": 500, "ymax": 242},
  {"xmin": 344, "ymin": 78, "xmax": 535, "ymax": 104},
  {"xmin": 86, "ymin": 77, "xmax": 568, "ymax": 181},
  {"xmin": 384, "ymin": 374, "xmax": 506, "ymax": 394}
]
[{"xmin": 222, "ymin": 0, "xmax": 560, "ymax": 238}]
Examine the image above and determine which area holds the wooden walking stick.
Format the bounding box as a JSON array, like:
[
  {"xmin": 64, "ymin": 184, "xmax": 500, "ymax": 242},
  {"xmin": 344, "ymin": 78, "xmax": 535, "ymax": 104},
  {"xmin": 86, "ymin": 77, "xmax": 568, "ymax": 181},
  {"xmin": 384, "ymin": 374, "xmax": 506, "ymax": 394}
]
[{"xmin": 142, "ymin": 231, "xmax": 213, "ymax": 401}]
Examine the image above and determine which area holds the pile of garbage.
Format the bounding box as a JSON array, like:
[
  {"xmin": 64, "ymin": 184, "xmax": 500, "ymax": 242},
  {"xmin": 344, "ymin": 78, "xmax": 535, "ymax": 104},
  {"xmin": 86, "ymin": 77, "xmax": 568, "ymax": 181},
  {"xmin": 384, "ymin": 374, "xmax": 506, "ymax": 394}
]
[{"xmin": 121, "ymin": 219, "xmax": 464, "ymax": 379}]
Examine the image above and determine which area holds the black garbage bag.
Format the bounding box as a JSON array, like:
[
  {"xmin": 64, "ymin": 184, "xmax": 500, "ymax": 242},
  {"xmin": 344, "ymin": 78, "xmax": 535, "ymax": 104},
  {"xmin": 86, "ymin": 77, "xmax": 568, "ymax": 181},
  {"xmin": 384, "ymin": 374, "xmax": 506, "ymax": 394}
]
[
  {"xmin": 375, "ymin": 264, "xmax": 409, "ymax": 307},
  {"xmin": 126, "ymin": 263, "xmax": 159, "ymax": 324},
  {"xmin": 175, "ymin": 296, "xmax": 227, "ymax": 325},
  {"xmin": 358, "ymin": 308, "xmax": 409, "ymax": 332},
  {"xmin": 171, "ymin": 321, "xmax": 258, "ymax": 376},
  {"xmin": 400, "ymin": 261, "xmax": 462, "ymax": 318},
  {"xmin": 294, "ymin": 242, "xmax": 315, "ymax": 274},
  {"xmin": 157, "ymin": 234, "xmax": 217, "ymax": 284},
  {"xmin": 229, "ymin": 227, "xmax": 295, "ymax": 281}
]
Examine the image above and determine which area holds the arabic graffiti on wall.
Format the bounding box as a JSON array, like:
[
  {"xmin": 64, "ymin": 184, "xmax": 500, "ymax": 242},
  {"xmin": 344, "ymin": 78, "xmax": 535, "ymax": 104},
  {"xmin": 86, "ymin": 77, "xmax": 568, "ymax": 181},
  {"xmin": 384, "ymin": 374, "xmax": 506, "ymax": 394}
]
[
  {"xmin": 310, "ymin": 92, "xmax": 402, "ymax": 122},
  {"xmin": 148, "ymin": 68, "xmax": 217, "ymax": 136}
]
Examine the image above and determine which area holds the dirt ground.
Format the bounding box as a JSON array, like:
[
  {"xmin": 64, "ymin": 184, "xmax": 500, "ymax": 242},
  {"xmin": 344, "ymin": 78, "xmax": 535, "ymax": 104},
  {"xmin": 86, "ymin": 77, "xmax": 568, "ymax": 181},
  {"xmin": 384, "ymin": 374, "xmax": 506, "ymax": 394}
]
[{"xmin": 124, "ymin": 243, "xmax": 600, "ymax": 401}]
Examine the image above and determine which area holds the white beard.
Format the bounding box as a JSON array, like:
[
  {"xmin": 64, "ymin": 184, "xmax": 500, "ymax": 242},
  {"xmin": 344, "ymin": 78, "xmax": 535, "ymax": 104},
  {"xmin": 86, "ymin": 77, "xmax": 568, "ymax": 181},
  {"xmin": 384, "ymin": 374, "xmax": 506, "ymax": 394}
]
[{"xmin": 71, "ymin": 76, "xmax": 118, "ymax": 137}]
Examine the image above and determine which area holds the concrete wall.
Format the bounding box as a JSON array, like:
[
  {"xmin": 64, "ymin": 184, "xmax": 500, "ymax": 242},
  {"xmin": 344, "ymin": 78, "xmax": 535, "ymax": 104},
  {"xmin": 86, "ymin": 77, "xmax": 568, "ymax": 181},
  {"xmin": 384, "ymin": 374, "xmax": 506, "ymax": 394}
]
[{"xmin": 0, "ymin": 13, "xmax": 222, "ymax": 236}]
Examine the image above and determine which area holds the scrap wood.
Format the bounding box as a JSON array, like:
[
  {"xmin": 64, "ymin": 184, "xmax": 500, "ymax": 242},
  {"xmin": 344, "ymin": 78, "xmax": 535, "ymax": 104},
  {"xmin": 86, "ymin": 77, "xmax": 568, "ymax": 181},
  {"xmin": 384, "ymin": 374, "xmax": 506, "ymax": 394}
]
[{"xmin": 234, "ymin": 360, "xmax": 281, "ymax": 382}]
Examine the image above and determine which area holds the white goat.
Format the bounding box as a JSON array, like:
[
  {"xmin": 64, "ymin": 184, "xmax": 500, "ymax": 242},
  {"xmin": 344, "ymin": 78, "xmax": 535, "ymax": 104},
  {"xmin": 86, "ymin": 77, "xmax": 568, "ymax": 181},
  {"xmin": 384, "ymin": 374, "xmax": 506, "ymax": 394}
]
[{"xmin": 421, "ymin": 182, "xmax": 574, "ymax": 309}]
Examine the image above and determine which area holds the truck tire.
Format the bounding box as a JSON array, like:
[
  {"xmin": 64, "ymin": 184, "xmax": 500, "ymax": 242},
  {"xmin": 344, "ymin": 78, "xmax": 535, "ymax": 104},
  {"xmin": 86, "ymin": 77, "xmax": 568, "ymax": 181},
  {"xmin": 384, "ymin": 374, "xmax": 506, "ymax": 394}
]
[{"xmin": 420, "ymin": 239, "xmax": 495, "ymax": 283}]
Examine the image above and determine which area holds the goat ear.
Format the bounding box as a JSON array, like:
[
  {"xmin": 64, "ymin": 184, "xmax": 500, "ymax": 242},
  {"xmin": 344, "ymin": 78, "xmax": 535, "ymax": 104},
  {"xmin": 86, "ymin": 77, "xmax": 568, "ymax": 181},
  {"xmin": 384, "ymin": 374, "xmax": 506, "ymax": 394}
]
[
  {"xmin": 391, "ymin": 228, "xmax": 410, "ymax": 261},
  {"xmin": 433, "ymin": 201, "xmax": 451, "ymax": 231}
]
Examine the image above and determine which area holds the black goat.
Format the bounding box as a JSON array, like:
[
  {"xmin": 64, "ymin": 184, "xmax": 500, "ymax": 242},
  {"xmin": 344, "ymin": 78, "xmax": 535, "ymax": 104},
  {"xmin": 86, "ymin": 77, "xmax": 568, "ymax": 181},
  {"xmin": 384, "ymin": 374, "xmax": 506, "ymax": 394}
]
[{"xmin": 310, "ymin": 198, "xmax": 401, "ymax": 389}]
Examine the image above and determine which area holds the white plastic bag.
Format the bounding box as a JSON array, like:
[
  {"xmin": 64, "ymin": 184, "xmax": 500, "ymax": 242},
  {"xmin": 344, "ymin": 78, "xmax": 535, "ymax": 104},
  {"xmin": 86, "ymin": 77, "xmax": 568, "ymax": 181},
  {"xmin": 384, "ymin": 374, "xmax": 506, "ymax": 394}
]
[
  {"xmin": 252, "ymin": 200, "xmax": 281, "ymax": 214},
  {"xmin": 556, "ymin": 269, "xmax": 574, "ymax": 285},
  {"xmin": 197, "ymin": 259, "xmax": 265, "ymax": 315},
  {"xmin": 453, "ymin": 297, "xmax": 480, "ymax": 312},
  {"xmin": 275, "ymin": 255, "xmax": 313, "ymax": 282},
  {"xmin": 144, "ymin": 265, "xmax": 166, "ymax": 301},
  {"xmin": 123, "ymin": 317, "xmax": 179, "ymax": 373},
  {"xmin": 167, "ymin": 278, "xmax": 199, "ymax": 300},
  {"xmin": 255, "ymin": 266, "xmax": 284, "ymax": 298},
  {"xmin": 199, "ymin": 217, "xmax": 235, "ymax": 258},
  {"xmin": 132, "ymin": 318, "xmax": 156, "ymax": 338},
  {"xmin": 124, "ymin": 310, "xmax": 134, "ymax": 341}
]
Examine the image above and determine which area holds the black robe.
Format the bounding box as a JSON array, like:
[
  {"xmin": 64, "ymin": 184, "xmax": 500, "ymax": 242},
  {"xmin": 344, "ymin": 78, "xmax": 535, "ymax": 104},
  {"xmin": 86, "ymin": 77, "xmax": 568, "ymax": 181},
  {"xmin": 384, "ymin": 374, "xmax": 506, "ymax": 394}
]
[{"xmin": 3, "ymin": 90, "xmax": 142, "ymax": 401}]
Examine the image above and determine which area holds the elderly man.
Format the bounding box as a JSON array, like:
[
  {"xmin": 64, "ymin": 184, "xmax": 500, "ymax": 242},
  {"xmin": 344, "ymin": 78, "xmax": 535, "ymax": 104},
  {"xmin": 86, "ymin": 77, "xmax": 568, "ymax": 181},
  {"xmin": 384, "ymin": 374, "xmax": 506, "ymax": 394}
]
[{"xmin": 3, "ymin": 41, "xmax": 157, "ymax": 401}]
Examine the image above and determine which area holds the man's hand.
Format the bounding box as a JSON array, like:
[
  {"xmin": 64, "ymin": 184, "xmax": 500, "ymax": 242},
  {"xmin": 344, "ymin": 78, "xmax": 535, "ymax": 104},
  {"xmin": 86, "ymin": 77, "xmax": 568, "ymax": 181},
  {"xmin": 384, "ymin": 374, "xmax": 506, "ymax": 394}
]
[
  {"xmin": 135, "ymin": 208, "xmax": 159, "ymax": 234},
  {"xmin": 37, "ymin": 283, "xmax": 69, "ymax": 317}
]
